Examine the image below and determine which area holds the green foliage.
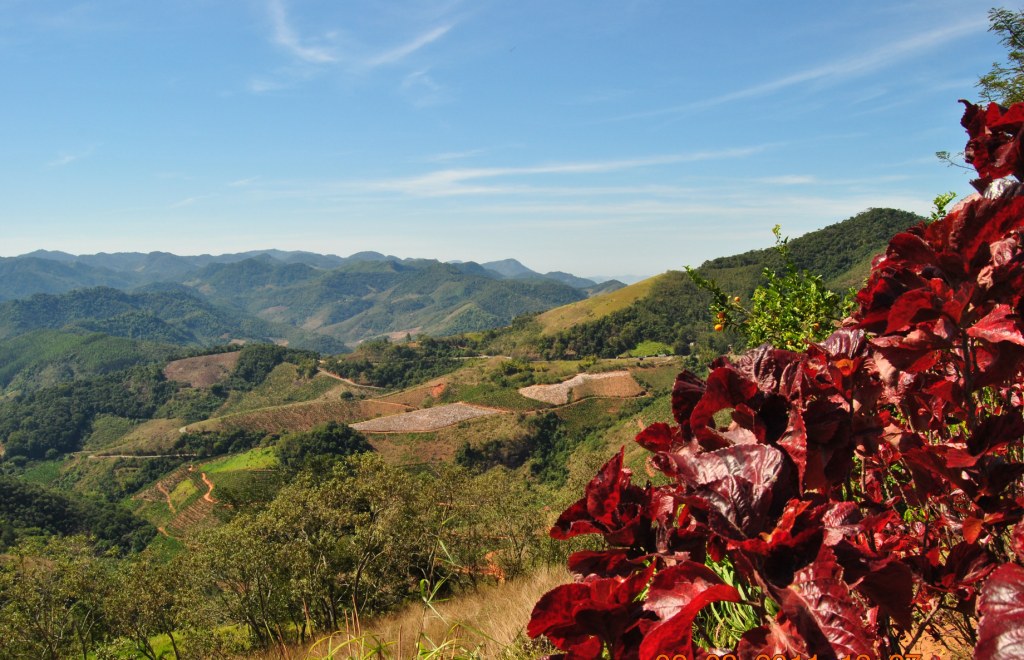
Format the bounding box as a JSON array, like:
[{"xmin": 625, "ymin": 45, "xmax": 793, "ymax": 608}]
[
  {"xmin": 174, "ymin": 428, "xmax": 267, "ymax": 459},
  {"xmin": 536, "ymin": 208, "xmax": 922, "ymax": 362},
  {"xmin": 323, "ymin": 335, "xmax": 475, "ymax": 389},
  {"xmin": 0, "ymin": 329, "xmax": 178, "ymax": 393},
  {"xmin": 977, "ymin": 7, "xmax": 1024, "ymax": 104},
  {"xmin": 227, "ymin": 343, "xmax": 319, "ymax": 391},
  {"xmin": 0, "ymin": 365, "xmax": 177, "ymax": 461},
  {"xmin": 0, "ymin": 476, "xmax": 155, "ymax": 553},
  {"xmin": 275, "ymin": 421, "xmax": 372, "ymax": 472},
  {"xmin": 930, "ymin": 191, "xmax": 958, "ymax": 223},
  {"xmin": 625, "ymin": 340, "xmax": 673, "ymax": 357},
  {"xmin": 689, "ymin": 225, "xmax": 849, "ymax": 351}
]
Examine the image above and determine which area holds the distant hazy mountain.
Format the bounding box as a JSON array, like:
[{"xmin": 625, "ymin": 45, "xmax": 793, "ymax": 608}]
[{"xmin": 481, "ymin": 258, "xmax": 539, "ymax": 279}]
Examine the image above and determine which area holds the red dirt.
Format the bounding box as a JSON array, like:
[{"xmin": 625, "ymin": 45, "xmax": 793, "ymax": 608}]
[{"xmin": 200, "ymin": 472, "xmax": 216, "ymax": 503}]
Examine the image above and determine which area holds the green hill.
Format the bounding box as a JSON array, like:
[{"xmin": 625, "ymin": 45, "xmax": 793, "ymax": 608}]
[{"xmin": 520, "ymin": 208, "xmax": 924, "ymax": 360}]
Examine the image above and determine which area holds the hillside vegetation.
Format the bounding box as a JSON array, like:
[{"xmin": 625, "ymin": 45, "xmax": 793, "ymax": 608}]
[{"xmin": 527, "ymin": 208, "xmax": 923, "ymax": 361}]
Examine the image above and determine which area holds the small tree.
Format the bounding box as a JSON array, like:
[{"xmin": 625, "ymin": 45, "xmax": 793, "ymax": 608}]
[
  {"xmin": 978, "ymin": 7, "xmax": 1024, "ymax": 104},
  {"xmin": 687, "ymin": 225, "xmax": 848, "ymax": 352}
]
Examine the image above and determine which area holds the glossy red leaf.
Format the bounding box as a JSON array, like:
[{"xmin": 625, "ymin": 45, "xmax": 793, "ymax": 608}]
[
  {"xmin": 528, "ymin": 565, "xmax": 655, "ymax": 658},
  {"xmin": 968, "ymin": 303, "xmax": 1024, "ymax": 346},
  {"xmin": 975, "ymin": 563, "xmax": 1024, "ymax": 660},
  {"xmin": 551, "ymin": 448, "xmax": 652, "ymax": 548},
  {"xmin": 671, "ymin": 370, "xmax": 706, "ymax": 431},
  {"xmin": 638, "ymin": 563, "xmax": 741, "ymax": 660},
  {"xmin": 774, "ymin": 547, "xmax": 876, "ymax": 658}
]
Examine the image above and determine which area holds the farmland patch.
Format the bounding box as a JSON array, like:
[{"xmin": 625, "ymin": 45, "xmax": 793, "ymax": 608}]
[
  {"xmin": 518, "ymin": 370, "xmax": 644, "ymax": 405},
  {"xmin": 352, "ymin": 402, "xmax": 502, "ymax": 433}
]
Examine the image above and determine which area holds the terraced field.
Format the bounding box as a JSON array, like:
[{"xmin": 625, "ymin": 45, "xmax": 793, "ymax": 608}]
[{"xmin": 351, "ymin": 402, "xmax": 502, "ymax": 433}]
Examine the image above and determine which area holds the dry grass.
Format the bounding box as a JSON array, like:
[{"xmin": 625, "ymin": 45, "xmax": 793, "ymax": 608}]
[
  {"xmin": 256, "ymin": 565, "xmax": 569, "ymax": 660},
  {"xmin": 185, "ymin": 399, "xmax": 411, "ymax": 435},
  {"xmin": 367, "ymin": 413, "xmax": 531, "ymax": 465},
  {"xmin": 163, "ymin": 352, "xmax": 240, "ymax": 388},
  {"xmin": 535, "ymin": 275, "xmax": 661, "ymax": 335},
  {"xmin": 351, "ymin": 403, "xmax": 502, "ymax": 434},
  {"xmin": 94, "ymin": 418, "xmax": 185, "ymax": 455},
  {"xmin": 517, "ymin": 371, "xmax": 643, "ymax": 405},
  {"xmin": 376, "ymin": 380, "xmax": 450, "ymax": 408}
]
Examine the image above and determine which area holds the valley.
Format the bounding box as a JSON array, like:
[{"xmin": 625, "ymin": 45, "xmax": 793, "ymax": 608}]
[{"xmin": 0, "ymin": 206, "xmax": 941, "ymax": 658}]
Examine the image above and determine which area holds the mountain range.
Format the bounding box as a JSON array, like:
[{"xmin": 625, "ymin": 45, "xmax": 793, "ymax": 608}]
[{"xmin": 0, "ymin": 250, "xmax": 624, "ymax": 349}]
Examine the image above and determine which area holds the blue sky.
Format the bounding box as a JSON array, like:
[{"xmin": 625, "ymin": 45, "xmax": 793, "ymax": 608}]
[{"xmin": 0, "ymin": 0, "xmax": 1007, "ymax": 279}]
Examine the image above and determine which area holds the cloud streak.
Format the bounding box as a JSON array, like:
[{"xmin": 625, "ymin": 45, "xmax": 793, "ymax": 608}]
[
  {"xmin": 47, "ymin": 146, "xmax": 96, "ymax": 168},
  {"xmin": 364, "ymin": 148, "xmax": 771, "ymax": 196},
  {"xmin": 365, "ymin": 25, "xmax": 452, "ymax": 68},
  {"xmin": 267, "ymin": 0, "xmax": 336, "ymax": 64},
  {"xmin": 616, "ymin": 17, "xmax": 988, "ymax": 121}
]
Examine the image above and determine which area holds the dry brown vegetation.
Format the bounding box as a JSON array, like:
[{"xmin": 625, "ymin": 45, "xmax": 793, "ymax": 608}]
[
  {"xmin": 184, "ymin": 399, "xmax": 411, "ymax": 435},
  {"xmin": 351, "ymin": 403, "xmax": 502, "ymax": 434},
  {"xmin": 162, "ymin": 352, "xmax": 240, "ymax": 388},
  {"xmin": 367, "ymin": 413, "xmax": 531, "ymax": 465},
  {"xmin": 517, "ymin": 370, "xmax": 644, "ymax": 405},
  {"xmin": 266, "ymin": 564, "xmax": 569, "ymax": 660},
  {"xmin": 375, "ymin": 379, "xmax": 450, "ymax": 408},
  {"xmin": 94, "ymin": 418, "xmax": 185, "ymax": 455}
]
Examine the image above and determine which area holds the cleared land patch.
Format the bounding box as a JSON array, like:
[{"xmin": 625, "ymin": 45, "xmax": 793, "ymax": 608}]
[
  {"xmin": 217, "ymin": 364, "xmax": 343, "ymax": 415},
  {"xmin": 518, "ymin": 370, "xmax": 644, "ymax": 405},
  {"xmin": 352, "ymin": 402, "xmax": 501, "ymax": 433},
  {"xmin": 163, "ymin": 352, "xmax": 240, "ymax": 388},
  {"xmin": 375, "ymin": 379, "xmax": 449, "ymax": 408},
  {"xmin": 185, "ymin": 398, "xmax": 410, "ymax": 435},
  {"xmin": 94, "ymin": 418, "xmax": 185, "ymax": 455}
]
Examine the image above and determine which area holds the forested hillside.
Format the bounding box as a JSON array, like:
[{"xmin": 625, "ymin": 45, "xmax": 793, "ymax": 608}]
[
  {"xmin": 533, "ymin": 208, "xmax": 923, "ymax": 360},
  {"xmin": 0, "ymin": 251, "xmax": 604, "ymax": 348}
]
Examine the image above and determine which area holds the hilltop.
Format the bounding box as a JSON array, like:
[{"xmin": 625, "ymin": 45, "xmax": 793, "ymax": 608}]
[{"xmin": 512, "ymin": 207, "xmax": 924, "ymax": 361}]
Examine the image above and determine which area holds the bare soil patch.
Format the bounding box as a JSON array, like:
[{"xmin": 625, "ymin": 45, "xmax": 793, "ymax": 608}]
[
  {"xmin": 163, "ymin": 352, "xmax": 240, "ymax": 388},
  {"xmin": 518, "ymin": 370, "xmax": 644, "ymax": 405},
  {"xmin": 352, "ymin": 403, "xmax": 501, "ymax": 433}
]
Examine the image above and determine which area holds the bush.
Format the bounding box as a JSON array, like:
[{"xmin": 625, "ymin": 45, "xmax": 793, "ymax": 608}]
[{"xmin": 529, "ymin": 101, "xmax": 1024, "ymax": 659}]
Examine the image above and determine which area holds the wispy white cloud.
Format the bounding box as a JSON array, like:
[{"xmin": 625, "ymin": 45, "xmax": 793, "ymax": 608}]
[
  {"xmin": 247, "ymin": 76, "xmax": 287, "ymax": 93},
  {"xmin": 424, "ymin": 149, "xmax": 485, "ymax": 163},
  {"xmin": 169, "ymin": 195, "xmax": 215, "ymax": 209},
  {"xmin": 616, "ymin": 18, "xmax": 988, "ymax": 121},
  {"xmin": 266, "ymin": 0, "xmax": 337, "ymax": 64},
  {"xmin": 759, "ymin": 175, "xmax": 818, "ymax": 185},
  {"xmin": 400, "ymin": 69, "xmax": 449, "ymax": 107},
  {"xmin": 365, "ymin": 25, "xmax": 452, "ymax": 68},
  {"xmin": 47, "ymin": 146, "xmax": 96, "ymax": 167},
  {"xmin": 365, "ymin": 148, "xmax": 770, "ymax": 196}
]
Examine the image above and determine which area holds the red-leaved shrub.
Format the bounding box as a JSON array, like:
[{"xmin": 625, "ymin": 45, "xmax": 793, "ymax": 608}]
[{"xmin": 528, "ymin": 101, "xmax": 1024, "ymax": 660}]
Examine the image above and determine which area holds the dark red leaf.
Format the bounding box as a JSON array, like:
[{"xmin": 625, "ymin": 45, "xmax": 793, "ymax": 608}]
[
  {"xmin": 975, "ymin": 563, "xmax": 1024, "ymax": 660},
  {"xmin": 674, "ymin": 444, "xmax": 792, "ymax": 540},
  {"xmin": 672, "ymin": 370, "xmax": 706, "ymax": 431},
  {"xmin": 968, "ymin": 304, "xmax": 1024, "ymax": 346},
  {"xmin": 528, "ymin": 566, "xmax": 656, "ymax": 657},
  {"xmin": 635, "ymin": 422, "xmax": 678, "ymax": 453},
  {"xmin": 638, "ymin": 563, "xmax": 741, "ymax": 660},
  {"xmin": 551, "ymin": 448, "xmax": 652, "ymax": 548},
  {"xmin": 774, "ymin": 546, "xmax": 876, "ymax": 658}
]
